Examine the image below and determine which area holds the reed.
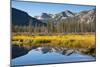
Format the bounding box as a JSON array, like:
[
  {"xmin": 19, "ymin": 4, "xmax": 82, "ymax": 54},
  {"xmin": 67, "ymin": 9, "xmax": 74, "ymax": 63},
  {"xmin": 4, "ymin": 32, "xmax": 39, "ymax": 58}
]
[{"xmin": 12, "ymin": 34, "xmax": 95, "ymax": 49}]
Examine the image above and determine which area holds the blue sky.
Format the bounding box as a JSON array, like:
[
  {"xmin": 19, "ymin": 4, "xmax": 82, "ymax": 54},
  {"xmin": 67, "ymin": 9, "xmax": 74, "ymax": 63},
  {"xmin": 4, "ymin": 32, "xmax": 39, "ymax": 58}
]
[{"xmin": 12, "ymin": 1, "xmax": 95, "ymax": 17}]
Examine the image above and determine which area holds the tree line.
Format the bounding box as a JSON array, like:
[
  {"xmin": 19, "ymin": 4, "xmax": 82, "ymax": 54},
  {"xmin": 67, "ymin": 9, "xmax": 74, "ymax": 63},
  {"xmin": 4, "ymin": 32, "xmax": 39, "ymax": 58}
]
[{"xmin": 12, "ymin": 17, "xmax": 96, "ymax": 34}]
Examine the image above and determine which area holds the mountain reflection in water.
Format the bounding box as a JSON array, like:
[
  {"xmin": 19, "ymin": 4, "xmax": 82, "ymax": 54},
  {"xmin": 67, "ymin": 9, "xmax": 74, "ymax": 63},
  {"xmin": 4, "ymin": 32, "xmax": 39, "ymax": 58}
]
[{"xmin": 12, "ymin": 47, "xmax": 95, "ymax": 66}]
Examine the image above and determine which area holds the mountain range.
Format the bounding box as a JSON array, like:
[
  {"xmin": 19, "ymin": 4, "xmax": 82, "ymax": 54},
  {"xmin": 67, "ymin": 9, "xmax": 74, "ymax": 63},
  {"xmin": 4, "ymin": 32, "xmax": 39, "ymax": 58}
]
[
  {"xmin": 34, "ymin": 9, "xmax": 96, "ymax": 24},
  {"xmin": 12, "ymin": 8, "xmax": 96, "ymax": 26},
  {"xmin": 12, "ymin": 8, "xmax": 46, "ymax": 26}
]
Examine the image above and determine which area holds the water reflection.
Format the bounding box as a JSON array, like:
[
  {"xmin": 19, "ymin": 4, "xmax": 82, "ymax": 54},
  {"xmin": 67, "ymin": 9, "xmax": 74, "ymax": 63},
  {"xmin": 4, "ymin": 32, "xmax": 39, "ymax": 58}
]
[
  {"xmin": 33, "ymin": 47, "xmax": 93, "ymax": 56},
  {"xmin": 12, "ymin": 47, "xmax": 95, "ymax": 66}
]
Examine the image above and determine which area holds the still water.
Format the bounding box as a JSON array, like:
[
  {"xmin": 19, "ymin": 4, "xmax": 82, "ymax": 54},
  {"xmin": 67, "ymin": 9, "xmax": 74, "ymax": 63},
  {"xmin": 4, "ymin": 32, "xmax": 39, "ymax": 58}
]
[{"xmin": 12, "ymin": 47, "xmax": 95, "ymax": 66}]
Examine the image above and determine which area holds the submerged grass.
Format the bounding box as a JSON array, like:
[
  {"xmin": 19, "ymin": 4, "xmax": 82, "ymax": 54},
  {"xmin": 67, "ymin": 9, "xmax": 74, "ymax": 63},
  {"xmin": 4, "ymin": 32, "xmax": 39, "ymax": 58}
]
[{"xmin": 12, "ymin": 34, "xmax": 96, "ymax": 49}]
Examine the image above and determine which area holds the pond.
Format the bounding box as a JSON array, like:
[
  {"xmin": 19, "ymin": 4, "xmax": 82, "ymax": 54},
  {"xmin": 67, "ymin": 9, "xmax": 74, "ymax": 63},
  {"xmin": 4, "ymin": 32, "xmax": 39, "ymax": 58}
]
[{"xmin": 11, "ymin": 47, "xmax": 95, "ymax": 66}]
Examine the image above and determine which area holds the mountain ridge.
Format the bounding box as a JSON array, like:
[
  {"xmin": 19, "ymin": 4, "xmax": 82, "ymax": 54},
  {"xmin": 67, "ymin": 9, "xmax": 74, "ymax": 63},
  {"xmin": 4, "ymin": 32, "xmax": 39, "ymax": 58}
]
[
  {"xmin": 12, "ymin": 8, "xmax": 46, "ymax": 26},
  {"xmin": 34, "ymin": 9, "xmax": 95, "ymax": 24}
]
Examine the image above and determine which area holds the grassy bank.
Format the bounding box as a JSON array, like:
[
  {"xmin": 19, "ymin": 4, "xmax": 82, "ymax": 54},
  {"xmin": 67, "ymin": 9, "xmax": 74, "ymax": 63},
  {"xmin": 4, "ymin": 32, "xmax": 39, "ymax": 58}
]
[{"xmin": 12, "ymin": 34, "xmax": 95, "ymax": 49}]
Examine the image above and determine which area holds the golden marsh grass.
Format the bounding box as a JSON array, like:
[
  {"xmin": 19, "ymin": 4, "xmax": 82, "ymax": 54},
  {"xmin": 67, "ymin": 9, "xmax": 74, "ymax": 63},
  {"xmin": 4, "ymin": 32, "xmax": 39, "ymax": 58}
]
[{"xmin": 12, "ymin": 34, "xmax": 95, "ymax": 49}]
